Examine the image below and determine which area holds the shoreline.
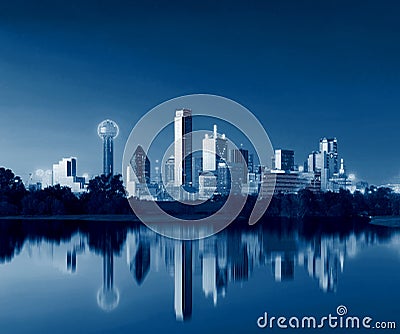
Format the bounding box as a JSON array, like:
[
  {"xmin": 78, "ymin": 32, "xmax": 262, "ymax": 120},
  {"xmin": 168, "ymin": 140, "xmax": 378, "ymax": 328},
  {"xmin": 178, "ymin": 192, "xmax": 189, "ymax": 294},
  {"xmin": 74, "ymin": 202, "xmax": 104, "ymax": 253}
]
[{"xmin": 0, "ymin": 214, "xmax": 140, "ymax": 222}]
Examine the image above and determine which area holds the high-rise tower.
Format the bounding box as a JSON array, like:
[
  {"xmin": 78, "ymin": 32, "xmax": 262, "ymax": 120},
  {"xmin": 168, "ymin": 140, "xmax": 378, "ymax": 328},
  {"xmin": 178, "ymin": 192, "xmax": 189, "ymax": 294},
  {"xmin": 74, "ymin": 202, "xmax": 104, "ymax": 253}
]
[
  {"xmin": 98, "ymin": 119, "xmax": 119, "ymax": 176},
  {"xmin": 130, "ymin": 145, "xmax": 151, "ymax": 184},
  {"xmin": 202, "ymin": 124, "xmax": 228, "ymax": 172},
  {"xmin": 174, "ymin": 109, "xmax": 192, "ymax": 187}
]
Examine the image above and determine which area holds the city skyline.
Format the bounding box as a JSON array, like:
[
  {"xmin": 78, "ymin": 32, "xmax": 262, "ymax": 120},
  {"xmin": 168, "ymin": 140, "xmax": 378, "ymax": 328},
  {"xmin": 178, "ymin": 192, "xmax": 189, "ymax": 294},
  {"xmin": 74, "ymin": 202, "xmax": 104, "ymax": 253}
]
[
  {"xmin": 1, "ymin": 1, "xmax": 400, "ymax": 186},
  {"xmin": 7, "ymin": 116, "xmax": 384, "ymax": 191}
]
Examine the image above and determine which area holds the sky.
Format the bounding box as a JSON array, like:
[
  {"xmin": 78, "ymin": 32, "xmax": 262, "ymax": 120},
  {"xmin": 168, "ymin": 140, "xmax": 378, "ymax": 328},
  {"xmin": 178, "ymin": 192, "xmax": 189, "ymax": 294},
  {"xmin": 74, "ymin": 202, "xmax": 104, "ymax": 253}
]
[{"xmin": 0, "ymin": 0, "xmax": 399, "ymax": 185}]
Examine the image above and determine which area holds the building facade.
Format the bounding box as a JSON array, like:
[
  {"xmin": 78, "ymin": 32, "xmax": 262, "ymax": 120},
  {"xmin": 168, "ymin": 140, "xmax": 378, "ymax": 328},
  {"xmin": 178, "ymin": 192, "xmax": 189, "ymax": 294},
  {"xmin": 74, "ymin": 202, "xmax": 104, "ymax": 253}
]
[
  {"xmin": 273, "ymin": 149, "xmax": 295, "ymax": 172},
  {"xmin": 52, "ymin": 157, "xmax": 85, "ymax": 192},
  {"xmin": 174, "ymin": 109, "xmax": 192, "ymax": 187},
  {"xmin": 130, "ymin": 145, "xmax": 151, "ymax": 184}
]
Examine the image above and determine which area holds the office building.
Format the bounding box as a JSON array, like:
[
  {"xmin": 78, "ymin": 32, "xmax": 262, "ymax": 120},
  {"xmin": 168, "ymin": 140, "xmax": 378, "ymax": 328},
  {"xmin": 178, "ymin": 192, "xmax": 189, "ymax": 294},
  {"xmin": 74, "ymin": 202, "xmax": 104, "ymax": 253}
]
[
  {"xmin": 261, "ymin": 170, "xmax": 301, "ymax": 195},
  {"xmin": 199, "ymin": 171, "xmax": 217, "ymax": 200},
  {"xmin": 230, "ymin": 148, "xmax": 249, "ymax": 191},
  {"xmin": 174, "ymin": 109, "xmax": 192, "ymax": 187},
  {"xmin": 52, "ymin": 157, "xmax": 85, "ymax": 192},
  {"xmin": 319, "ymin": 138, "xmax": 338, "ymax": 188},
  {"xmin": 193, "ymin": 155, "xmax": 203, "ymax": 190},
  {"xmin": 202, "ymin": 125, "xmax": 228, "ymax": 172},
  {"xmin": 306, "ymin": 151, "xmax": 319, "ymax": 172},
  {"xmin": 273, "ymin": 149, "xmax": 295, "ymax": 172},
  {"xmin": 217, "ymin": 162, "xmax": 231, "ymax": 196},
  {"xmin": 248, "ymin": 153, "xmax": 254, "ymax": 173},
  {"xmin": 130, "ymin": 145, "xmax": 151, "ymax": 184},
  {"xmin": 164, "ymin": 156, "xmax": 175, "ymax": 186}
]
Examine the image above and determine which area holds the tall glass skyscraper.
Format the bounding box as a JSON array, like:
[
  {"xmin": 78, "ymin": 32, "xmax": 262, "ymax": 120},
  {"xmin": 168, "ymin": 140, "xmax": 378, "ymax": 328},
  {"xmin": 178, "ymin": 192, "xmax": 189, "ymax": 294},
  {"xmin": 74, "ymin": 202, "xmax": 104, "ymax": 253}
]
[
  {"xmin": 174, "ymin": 109, "xmax": 192, "ymax": 187},
  {"xmin": 97, "ymin": 119, "xmax": 119, "ymax": 176},
  {"xmin": 130, "ymin": 145, "xmax": 151, "ymax": 184}
]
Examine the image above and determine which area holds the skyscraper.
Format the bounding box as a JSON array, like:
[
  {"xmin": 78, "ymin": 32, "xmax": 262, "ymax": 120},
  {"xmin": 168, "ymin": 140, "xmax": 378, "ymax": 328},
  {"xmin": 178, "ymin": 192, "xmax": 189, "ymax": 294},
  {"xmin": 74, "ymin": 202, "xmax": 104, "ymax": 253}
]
[
  {"xmin": 319, "ymin": 138, "xmax": 338, "ymax": 175},
  {"xmin": 230, "ymin": 148, "xmax": 249, "ymax": 192},
  {"xmin": 130, "ymin": 145, "xmax": 151, "ymax": 184},
  {"xmin": 202, "ymin": 125, "xmax": 228, "ymax": 172},
  {"xmin": 174, "ymin": 109, "xmax": 192, "ymax": 187},
  {"xmin": 307, "ymin": 151, "xmax": 319, "ymax": 172},
  {"xmin": 97, "ymin": 119, "xmax": 119, "ymax": 176},
  {"xmin": 318, "ymin": 137, "xmax": 338, "ymax": 191}
]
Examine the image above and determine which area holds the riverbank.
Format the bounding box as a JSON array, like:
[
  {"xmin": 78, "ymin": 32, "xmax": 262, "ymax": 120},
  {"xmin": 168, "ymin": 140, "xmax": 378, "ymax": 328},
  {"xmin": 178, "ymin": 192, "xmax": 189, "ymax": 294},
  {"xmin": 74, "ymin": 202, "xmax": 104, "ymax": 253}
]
[
  {"xmin": 0, "ymin": 214, "xmax": 139, "ymax": 222},
  {"xmin": 370, "ymin": 216, "xmax": 400, "ymax": 227}
]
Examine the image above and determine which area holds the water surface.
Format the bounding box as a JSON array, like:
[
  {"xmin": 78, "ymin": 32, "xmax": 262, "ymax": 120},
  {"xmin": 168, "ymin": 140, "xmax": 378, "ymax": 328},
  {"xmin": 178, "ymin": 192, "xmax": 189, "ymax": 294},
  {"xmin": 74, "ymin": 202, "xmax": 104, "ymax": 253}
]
[{"xmin": 0, "ymin": 219, "xmax": 399, "ymax": 333}]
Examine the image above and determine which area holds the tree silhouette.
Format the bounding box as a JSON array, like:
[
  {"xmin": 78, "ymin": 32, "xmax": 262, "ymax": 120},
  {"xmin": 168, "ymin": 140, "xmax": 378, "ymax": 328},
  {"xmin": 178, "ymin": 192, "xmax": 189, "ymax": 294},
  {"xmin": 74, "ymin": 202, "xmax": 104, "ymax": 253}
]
[
  {"xmin": 0, "ymin": 167, "xmax": 26, "ymax": 215},
  {"xmin": 81, "ymin": 174, "xmax": 129, "ymax": 214}
]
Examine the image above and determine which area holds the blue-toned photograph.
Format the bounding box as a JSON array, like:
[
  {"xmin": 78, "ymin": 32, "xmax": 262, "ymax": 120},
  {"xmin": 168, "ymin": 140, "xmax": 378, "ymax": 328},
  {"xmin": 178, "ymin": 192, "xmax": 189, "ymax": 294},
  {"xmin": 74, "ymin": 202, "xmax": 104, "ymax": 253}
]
[{"xmin": 0, "ymin": 1, "xmax": 399, "ymax": 333}]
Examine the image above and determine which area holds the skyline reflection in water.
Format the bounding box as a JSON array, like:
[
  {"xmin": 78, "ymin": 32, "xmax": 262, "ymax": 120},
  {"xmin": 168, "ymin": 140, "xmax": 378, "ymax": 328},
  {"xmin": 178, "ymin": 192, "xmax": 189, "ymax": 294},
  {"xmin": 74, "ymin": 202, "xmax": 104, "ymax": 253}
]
[{"xmin": 0, "ymin": 219, "xmax": 399, "ymax": 333}]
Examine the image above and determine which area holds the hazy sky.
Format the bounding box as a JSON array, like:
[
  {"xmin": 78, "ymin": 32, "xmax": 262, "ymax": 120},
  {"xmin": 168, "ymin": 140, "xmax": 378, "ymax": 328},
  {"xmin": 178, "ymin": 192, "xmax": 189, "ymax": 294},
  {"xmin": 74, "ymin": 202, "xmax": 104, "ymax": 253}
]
[{"xmin": 0, "ymin": 0, "xmax": 399, "ymax": 185}]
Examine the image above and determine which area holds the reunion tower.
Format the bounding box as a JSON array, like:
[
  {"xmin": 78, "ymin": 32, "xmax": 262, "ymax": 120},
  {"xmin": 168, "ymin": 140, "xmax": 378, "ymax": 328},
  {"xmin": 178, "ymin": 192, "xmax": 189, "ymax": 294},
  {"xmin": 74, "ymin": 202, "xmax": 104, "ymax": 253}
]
[{"xmin": 98, "ymin": 119, "xmax": 119, "ymax": 176}]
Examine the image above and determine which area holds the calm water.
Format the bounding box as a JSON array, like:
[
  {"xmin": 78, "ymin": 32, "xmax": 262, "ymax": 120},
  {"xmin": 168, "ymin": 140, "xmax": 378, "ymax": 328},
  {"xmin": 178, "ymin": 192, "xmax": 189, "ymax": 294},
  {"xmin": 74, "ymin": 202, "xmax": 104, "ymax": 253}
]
[{"xmin": 0, "ymin": 219, "xmax": 399, "ymax": 333}]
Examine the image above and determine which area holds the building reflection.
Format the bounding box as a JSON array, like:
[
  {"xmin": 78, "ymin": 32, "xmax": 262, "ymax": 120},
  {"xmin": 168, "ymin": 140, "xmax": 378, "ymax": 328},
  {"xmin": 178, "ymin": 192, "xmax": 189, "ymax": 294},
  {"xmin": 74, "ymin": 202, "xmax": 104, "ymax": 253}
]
[
  {"xmin": 174, "ymin": 241, "xmax": 192, "ymax": 321},
  {"xmin": 0, "ymin": 220, "xmax": 396, "ymax": 319},
  {"xmin": 126, "ymin": 232, "xmax": 151, "ymax": 285},
  {"xmin": 97, "ymin": 236, "xmax": 120, "ymax": 312},
  {"xmin": 200, "ymin": 236, "xmax": 227, "ymax": 306}
]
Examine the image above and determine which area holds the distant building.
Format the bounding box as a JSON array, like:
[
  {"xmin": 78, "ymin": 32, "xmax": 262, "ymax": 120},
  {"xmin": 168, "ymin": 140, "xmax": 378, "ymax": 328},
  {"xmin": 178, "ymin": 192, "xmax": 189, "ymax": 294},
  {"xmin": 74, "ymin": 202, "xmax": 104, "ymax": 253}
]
[
  {"xmin": 193, "ymin": 155, "xmax": 203, "ymax": 190},
  {"xmin": 262, "ymin": 170, "xmax": 301, "ymax": 195},
  {"xmin": 306, "ymin": 151, "xmax": 319, "ymax": 173},
  {"xmin": 248, "ymin": 153, "xmax": 254, "ymax": 173},
  {"xmin": 202, "ymin": 125, "xmax": 228, "ymax": 172},
  {"xmin": 299, "ymin": 171, "xmax": 321, "ymax": 193},
  {"xmin": 230, "ymin": 148, "xmax": 248, "ymax": 191},
  {"xmin": 242, "ymin": 172, "xmax": 259, "ymax": 195},
  {"xmin": 318, "ymin": 138, "xmax": 338, "ymax": 190},
  {"xmin": 164, "ymin": 156, "xmax": 175, "ymax": 186},
  {"xmin": 130, "ymin": 145, "xmax": 151, "ymax": 184},
  {"xmin": 126, "ymin": 145, "xmax": 152, "ymax": 199},
  {"xmin": 174, "ymin": 109, "xmax": 192, "ymax": 187},
  {"xmin": 199, "ymin": 171, "xmax": 217, "ymax": 200},
  {"xmin": 327, "ymin": 158, "xmax": 352, "ymax": 192},
  {"xmin": 231, "ymin": 148, "xmax": 249, "ymax": 165},
  {"xmin": 319, "ymin": 137, "xmax": 338, "ymax": 175},
  {"xmin": 304, "ymin": 137, "xmax": 351, "ymax": 193},
  {"xmin": 52, "ymin": 157, "xmax": 85, "ymax": 192},
  {"xmin": 217, "ymin": 162, "xmax": 231, "ymax": 196},
  {"xmin": 273, "ymin": 149, "xmax": 295, "ymax": 172}
]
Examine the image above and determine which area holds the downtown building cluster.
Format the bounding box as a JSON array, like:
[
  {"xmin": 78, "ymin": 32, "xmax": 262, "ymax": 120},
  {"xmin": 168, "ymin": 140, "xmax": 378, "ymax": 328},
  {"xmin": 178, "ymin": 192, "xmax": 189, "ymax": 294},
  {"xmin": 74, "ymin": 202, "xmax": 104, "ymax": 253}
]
[
  {"xmin": 126, "ymin": 108, "xmax": 258, "ymax": 200},
  {"xmin": 126, "ymin": 108, "xmax": 364, "ymax": 201},
  {"xmin": 27, "ymin": 112, "xmax": 368, "ymax": 197}
]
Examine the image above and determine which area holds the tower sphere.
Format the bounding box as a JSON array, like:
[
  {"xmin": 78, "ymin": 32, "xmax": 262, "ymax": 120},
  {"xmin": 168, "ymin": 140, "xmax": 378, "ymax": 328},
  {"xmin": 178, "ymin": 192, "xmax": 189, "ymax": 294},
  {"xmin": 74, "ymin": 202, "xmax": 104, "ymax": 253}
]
[
  {"xmin": 97, "ymin": 119, "xmax": 119, "ymax": 139},
  {"xmin": 97, "ymin": 287, "xmax": 120, "ymax": 312}
]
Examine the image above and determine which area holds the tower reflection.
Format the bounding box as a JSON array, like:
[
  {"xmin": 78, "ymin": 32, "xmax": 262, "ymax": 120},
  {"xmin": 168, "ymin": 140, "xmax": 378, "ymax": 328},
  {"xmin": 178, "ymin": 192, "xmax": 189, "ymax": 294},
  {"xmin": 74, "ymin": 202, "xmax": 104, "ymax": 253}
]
[
  {"xmin": 174, "ymin": 241, "xmax": 192, "ymax": 321},
  {"xmin": 97, "ymin": 237, "xmax": 120, "ymax": 312}
]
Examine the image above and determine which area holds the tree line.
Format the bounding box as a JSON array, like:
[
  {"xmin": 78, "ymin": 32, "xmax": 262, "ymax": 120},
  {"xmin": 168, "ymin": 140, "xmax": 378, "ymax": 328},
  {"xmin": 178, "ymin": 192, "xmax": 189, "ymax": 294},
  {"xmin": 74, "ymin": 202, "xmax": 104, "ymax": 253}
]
[
  {"xmin": 0, "ymin": 167, "xmax": 399, "ymax": 217},
  {"xmin": 0, "ymin": 167, "xmax": 130, "ymax": 215},
  {"xmin": 264, "ymin": 187, "xmax": 400, "ymax": 219}
]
